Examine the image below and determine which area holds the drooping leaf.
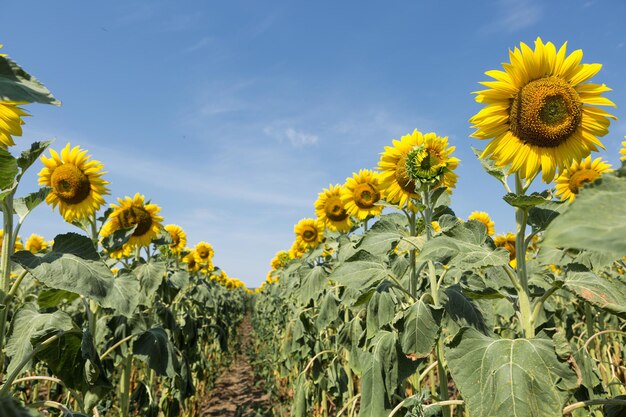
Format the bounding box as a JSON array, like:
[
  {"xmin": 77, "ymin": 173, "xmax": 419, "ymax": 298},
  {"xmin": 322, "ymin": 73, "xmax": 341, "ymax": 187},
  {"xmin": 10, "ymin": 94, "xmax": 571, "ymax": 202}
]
[
  {"xmin": 12, "ymin": 233, "xmax": 139, "ymax": 316},
  {"xmin": 298, "ymin": 265, "xmax": 328, "ymax": 304},
  {"xmin": 359, "ymin": 331, "xmax": 398, "ymax": 417},
  {"xmin": 37, "ymin": 288, "xmax": 79, "ymax": 308},
  {"xmin": 472, "ymin": 147, "xmax": 507, "ymax": 181},
  {"xmin": 0, "ymin": 55, "xmax": 60, "ymax": 104},
  {"xmin": 418, "ymin": 235, "xmax": 509, "ymax": 269},
  {"xmin": 169, "ymin": 270, "xmax": 189, "ymax": 289},
  {"xmin": 442, "ymin": 285, "xmax": 490, "ymax": 335},
  {"xmin": 603, "ymin": 395, "xmax": 626, "ymax": 417},
  {"xmin": 134, "ymin": 260, "xmax": 166, "ymax": 301},
  {"xmin": 133, "ymin": 328, "xmax": 179, "ymax": 378},
  {"xmin": 101, "ymin": 225, "xmax": 136, "ymax": 253},
  {"xmin": 542, "ymin": 173, "xmax": 626, "ymax": 258},
  {"xmin": 399, "ymin": 300, "xmax": 443, "ymax": 357},
  {"xmin": 357, "ymin": 216, "xmax": 408, "ymax": 257},
  {"xmin": 0, "ymin": 148, "xmax": 18, "ymax": 191},
  {"xmin": 563, "ymin": 267, "xmax": 626, "ymax": 318},
  {"xmin": 5, "ymin": 304, "xmax": 74, "ymax": 379},
  {"xmin": 446, "ymin": 328, "xmax": 578, "ymax": 417},
  {"xmin": 528, "ymin": 200, "xmax": 566, "ymax": 231},
  {"xmin": 503, "ymin": 192, "xmax": 551, "ymax": 209},
  {"xmin": 13, "ymin": 187, "xmax": 50, "ymax": 222}
]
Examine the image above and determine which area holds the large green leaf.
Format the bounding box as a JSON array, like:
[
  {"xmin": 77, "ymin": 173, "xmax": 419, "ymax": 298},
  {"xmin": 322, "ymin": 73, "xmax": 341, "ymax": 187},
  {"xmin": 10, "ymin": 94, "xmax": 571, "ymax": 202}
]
[
  {"xmin": 133, "ymin": 328, "xmax": 179, "ymax": 378},
  {"xmin": 0, "ymin": 55, "xmax": 60, "ymax": 104},
  {"xmin": 446, "ymin": 328, "xmax": 578, "ymax": 417},
  {"xmin": 134, "ymin": 260, "xmax": 166, "ymax": 301},
  {"xmin": 5, "ymin": 304, "xmax": 74, "ymax": 379},
  {"xmin": 298, "ymin": 265, "xmax": 328, "ymax": 304},
  {"xmin": 359, "ymin": 331, "xmax": 397, "ymax": 417},
  {"xmin": 0, "ymin": 397, "xmax": 40, "ymax": 417},
  {"xmin": 0, "ymin": 148, "xmax": 18, "ymax": 191},
  {"xmin": 17, "ymin": 140, "xmax": 53, "ymax": 173},
  {"xmin": 418, "ymin": 235, "xmax": 509, "ymax": 269},
  {"xmin": 563, "ymin": 267, "xmax": 626, "ymax": 318},
  {"xmin": 473, "ymin": 146, "xmax": 507, "ymax": 181},
  {"xmin": 399, "ymin": 300, "xmax": 443, "ymax": 357},
  {"xmin": 12, "ymin": 233, "xmax": 139, "ymax": 316},
  {"xmin": 330, "ymin": 250, "xmax": 392, "ymax": 290},
  {"xmin": 366, "ymin": 288, "xmax": 397, "ymax": 339},
  {"xmin": 542, "ymin": 173, "xmax": 626, "ymax": 258},
  {"xmin": 443, "ymin": 285, "xmax": 490, "ymax": 335},
  {"xmin": 356, "ymin": 215, "xmax": 408, "ymax": 257}
]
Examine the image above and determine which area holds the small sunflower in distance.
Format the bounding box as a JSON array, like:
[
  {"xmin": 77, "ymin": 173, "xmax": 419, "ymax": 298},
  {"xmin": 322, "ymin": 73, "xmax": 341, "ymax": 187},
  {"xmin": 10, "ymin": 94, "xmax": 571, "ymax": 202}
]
[
  {"xmin": 468, "ymin": 211, "xmax": 495, "ymax": 236},
  {"xmin": 0, "ymin": 230, "xmax": 23, "ymax": 253},
  {"xmin": 0, "ymin": 102, "xmax": 28, "ymax": 148},
  {"xmin": 25, "ymin": 234, "xmax": 48, "ymax": 253},
  {"xmin": 620, "ymin": 137, "xmax": 626, "ymax": 161},
  {"xmin": 471, "ymin": 38, "xmax": 616, "ymax": 182},
  {"xmin": 294, "ymin": 218, "xmax": 324, "ymax": 251},
  {"xmin": 182, "ymin": 249, "xmax": 200, "ymax": 272},
  {"xmin": 555, "ymin": 156, "xmax": 612, "ymax": 202},
  {"xmin": 100, "ymin": 193, "xmax": 163, "ymax": 257},
  {"xmin": 270, "ymin": 250, "xmax": 290, "ymax": 270},
  {"xmin": 164, "ymin": 224, "xmax": 187, "ymax": 253},
  {"xmin": 405, "ymin": 133, "xmax": 459, "ymax": 190},
  {"xmin": 494, "ymin": 232, "xmax": 516, "ymax": 267},
  {"xmin": 39, "ymin": 144, "xmax": 109, "ymax": 223},
  {"xmin": 341, "ymin": 170, "xmax": 383, "ymax": 220},
  {"xmin": 194, "ymin": 242, "xmax": 214, "ymax": 264},
  {"xmin": 315, "ymin": 184, "xmax": 353, "ymax": 232}
]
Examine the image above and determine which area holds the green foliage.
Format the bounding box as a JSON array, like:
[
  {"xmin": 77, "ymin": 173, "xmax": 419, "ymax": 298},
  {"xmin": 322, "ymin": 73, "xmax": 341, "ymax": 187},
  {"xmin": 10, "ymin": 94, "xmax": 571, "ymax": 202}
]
[
  {"xmin": 0, "ymin": 55, "xmax": 60, "ymax": 104},
  {"xmin": 446, "ymin": 328, "xmax": 578, "ymax": 417}
]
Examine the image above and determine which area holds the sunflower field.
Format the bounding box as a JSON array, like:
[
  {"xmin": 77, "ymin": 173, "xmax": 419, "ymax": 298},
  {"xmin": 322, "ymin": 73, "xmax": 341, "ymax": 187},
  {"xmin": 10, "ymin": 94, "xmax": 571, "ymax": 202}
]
[{"xmin": 1, "ymin": 37, "xmax": 626, "ymax": 417}]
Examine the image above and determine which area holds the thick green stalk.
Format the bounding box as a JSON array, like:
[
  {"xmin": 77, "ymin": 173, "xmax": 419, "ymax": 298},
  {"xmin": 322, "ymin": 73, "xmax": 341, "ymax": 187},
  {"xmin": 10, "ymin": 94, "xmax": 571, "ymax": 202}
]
[
  {"xmin": 119, "ymin": 355, "xmax": 132, "ymax": 417},
  {"xmin": 514, "ymin": 174, "xmax": 534, "ymax": 338},
  {"xmin": 0, "ymin": 197, "xmax": 15, "ymax": 376},
  {"xmin": 408, "ymin": 211, "xmax": 417, "ymax": 297}
]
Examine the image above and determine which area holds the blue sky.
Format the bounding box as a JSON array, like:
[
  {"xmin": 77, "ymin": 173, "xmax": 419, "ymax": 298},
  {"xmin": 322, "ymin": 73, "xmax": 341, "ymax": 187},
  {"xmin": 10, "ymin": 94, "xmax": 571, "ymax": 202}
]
[{"xmin": 2, "ymin": 0, "xmax": 626, "ymax": 287}]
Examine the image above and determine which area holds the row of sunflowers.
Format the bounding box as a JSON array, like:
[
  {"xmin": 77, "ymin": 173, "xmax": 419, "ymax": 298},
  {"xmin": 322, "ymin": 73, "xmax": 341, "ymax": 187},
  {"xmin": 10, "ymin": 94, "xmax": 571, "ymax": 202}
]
[
  {"xmin": 252, "ymin": 38, "xmax": 626, "ymax": 417},
  {"xmin": 0, "ymin": 44, "xmax": 248, "ymax": 416}
]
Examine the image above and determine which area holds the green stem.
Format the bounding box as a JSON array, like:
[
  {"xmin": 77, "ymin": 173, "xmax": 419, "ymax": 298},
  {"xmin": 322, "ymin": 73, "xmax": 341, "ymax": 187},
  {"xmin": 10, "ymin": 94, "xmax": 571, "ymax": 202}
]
[
  {"xmin": 514, "ymin": 174, "xmax": 534, "ymax": 338},
  {"xmin": 0, "ymin": 196, "xmax": 15, "ymax": 377},
  {"xmin": 119, "ymin": 355, "xmax": 132, "ymax": 417},
  {"xmin": 409, "ymin": 211, "xmax": 417, "ymax": 297}
]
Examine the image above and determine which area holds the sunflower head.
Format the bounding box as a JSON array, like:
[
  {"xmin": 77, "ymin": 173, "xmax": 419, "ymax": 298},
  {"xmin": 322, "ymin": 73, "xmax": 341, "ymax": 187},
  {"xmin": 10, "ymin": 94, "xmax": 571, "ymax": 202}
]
[
  {"xmin": 315, "ymin": 184, "xmax": 353, "ymax": 232},
  {"xmin": 100, "ymin": 193, "xmax": 163, "ymax": 256},
  {"xmin": 0, "ymin": 102, "xmax": 29, "ymax": 148},
  {"xmin": 494, "ymin": 232, "xmax": 516, "ymax": 264},
  {"xmin": 468, "ymin": 211, "xmax": 495, "ymax": 236},
  {"xmin": 620, "ymin": 138, "xmax": 626, "ymax": 161},
  {"xmin": 271, "ymin": 250, "xmax": 290, "ymax": 270},
  {"xmin": 555, "ymin": 156, "xmax": 612, "ymax": 202},
  {"xmin": 471, "ymin": 38, "xmax": 616, "ymax": 183},
  {"xmin": 39, "ymin": 144, "xmax": 110, "ymax": 223},
  {"xmin": 182, "ymin": 249, "xmax": 200, "ymax": 272},
  {"xmin": 164, "ymin": 224, "xmax": 187, "ymax": 253},
  {"xmin": 194, "ymin": 241, "xmax": 214, "ymax": 262},
  {"xmin": 294, "ymin": 218, "xmax": 325, "ymax": 251},
  {"xmin": 25, "ymin": 234, "xmax": 48, "ymax": 253},
  {"xmin": 0, "ymin": 230, "xmax": 23, "ymax": 253},
  {"xmin": 341, "ymin": 169, "xmax": 383, "ymax": 220}
]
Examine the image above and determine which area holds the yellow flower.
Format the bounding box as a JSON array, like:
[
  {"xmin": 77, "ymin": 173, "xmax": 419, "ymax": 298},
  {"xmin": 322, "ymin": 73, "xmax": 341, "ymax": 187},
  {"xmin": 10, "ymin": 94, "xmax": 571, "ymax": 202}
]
[
  {"xmin": 194, "ymin": 241, "xmax": 214, "ymax": 264},
  {"xmin": 100, "ymin": 193, "xmax": 163, "ymax": 257},
  {"xmin": 494, "ymin": 232, "xmax": 516, "ymax": 267},
  {"xmin": 270, "ymin": 250, "xmax": 290, "ymax": 270},
  {"xmin": 164, "ymin": 224, "xmax": 187, "ymax": 253},
  {"xmin": 0, "ymin": 230, "xmax": 23, "ymax": 253},
  {"xmin": 25, "ymin": 234, "xmax": 48, "ymax": 253},
  {"xmin": 341, "ymin": 170, "xmax": 383, "ymax": 220},
  {"xmin": 468, "ymin": 211, "xmax": 495, "ymax": 236},
  {"xmin": 378, "ymin": 130, "xmax": 458, "ymax": 210},
  {"xmin": 315, "ymin": 184, "xmax": 353, "ymax": 232},
  {"xmin": 289, "ymin": 240, "xmax": 307, "ymax": 259},
  {"xmin": 471, "ymin": 38, "xmax": 616, "ymax": 183},
  {"xmin": 38, "ymin": 144, "xmax": 109, "ymax": 223},
  {"xmin": 0, "ymin": 102, "xmax": 28, "ymax": 148},
  {"xmin": 620, "ymin": 138, "xmax": 626, "ymax": 161},
  {"xmin": 431, "ymin": 221, "xmax": 441, "ymax": 233},
  {"xmin": 294, "ymin": 218, "xmax": 324, "ymax": 251},
  {"xmin": 111, "ymin": 267, "xmax": 120, "ymax": 276},
  {"xmin": 182, "ymin": 249, "xmax": 200, "ymax": 272},
  {"xmin": 555, "ymin": 156, "xmax": 612, "ymax": 202}
]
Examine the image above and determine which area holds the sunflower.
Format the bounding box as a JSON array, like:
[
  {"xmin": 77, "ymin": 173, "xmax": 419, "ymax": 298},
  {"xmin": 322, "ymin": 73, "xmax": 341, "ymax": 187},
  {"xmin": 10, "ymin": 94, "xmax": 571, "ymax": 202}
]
[
  {"xmin": 39, "ymin": 144, "xmax": 109, "ymax": 223},
  {"xmin": 471, "ymin": 38, "xmax": 616, "ymax": 183},
  {"xmin": 494, "ymin": 232, "xmax": 516, "ymax": 267},
  {"xmin": 315, "ymin": 184, "xmax": 353, "ymax": 232},
  {"xmin": 0, "ymin": 102, "xmax": 28, "ymax": 148},
  {"xmin": 289, "ymin": 241, "xmax": 307, "ymax": 259},
  {"xmin": 164, "ymin": 224, "xmax": 187, "ymax": 253},
  {"xmin": 341, "ymin": 170, "xmax": 384, "ymax": 220},
  {"xmin": 294, "ymin": 218, "xmax": 324, "ymax": 251},
  {"xmin": 378, "ymin": 130, "xmax": 458, "ymax": 210},
  {"xmin": 182, "ymin": 249, "xmax": 200, "ymax": 272},
  {"xmin": 194, "ymin": 241, "xmax": 214, "ymax": 264},
  {"xmin": 25, "ymin": 234, "xmax": 48, "ymax": 253},
  {"xmin": 100, "ymin": 193, "xmax": 163, "ymax": 257},
  {"xmin": 468, "ymin": 211, "xmax": 495, "ymax": 236},
  {"xmin": 431, "ymin": 221, "xmax": 441, "ymax": 233},
  {"xmin": 554, "ymin": 156, "xmax": 612, "ymax": 202},
  {"xmin": 620, "ymin": 138, "xmax": 626, "ymax": 161},
  {"xmin": 270, "ymin": 250, "xmax": 290, "ymax": 270}
]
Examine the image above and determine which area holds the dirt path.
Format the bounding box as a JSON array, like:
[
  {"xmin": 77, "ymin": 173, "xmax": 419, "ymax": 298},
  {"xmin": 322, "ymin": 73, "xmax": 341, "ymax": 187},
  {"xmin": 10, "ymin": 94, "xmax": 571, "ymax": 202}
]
[{"xmin": 198, "ymin": 316, "xmax": 271, "ymax": 417}]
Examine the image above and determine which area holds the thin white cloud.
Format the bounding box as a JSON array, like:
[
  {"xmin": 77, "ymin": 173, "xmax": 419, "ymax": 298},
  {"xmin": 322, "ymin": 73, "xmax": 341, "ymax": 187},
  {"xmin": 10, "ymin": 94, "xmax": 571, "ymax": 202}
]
[
  {"xmin": 481, "ymin": 0, "xmax": 542, "ymax": 34},
  {"xmin": 182, "ymin": 36, "xmax": 215, "ymax": 54},
  {"xmin": 264, "ymin": 124, "xmax": 319, "ymax": 147}
]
